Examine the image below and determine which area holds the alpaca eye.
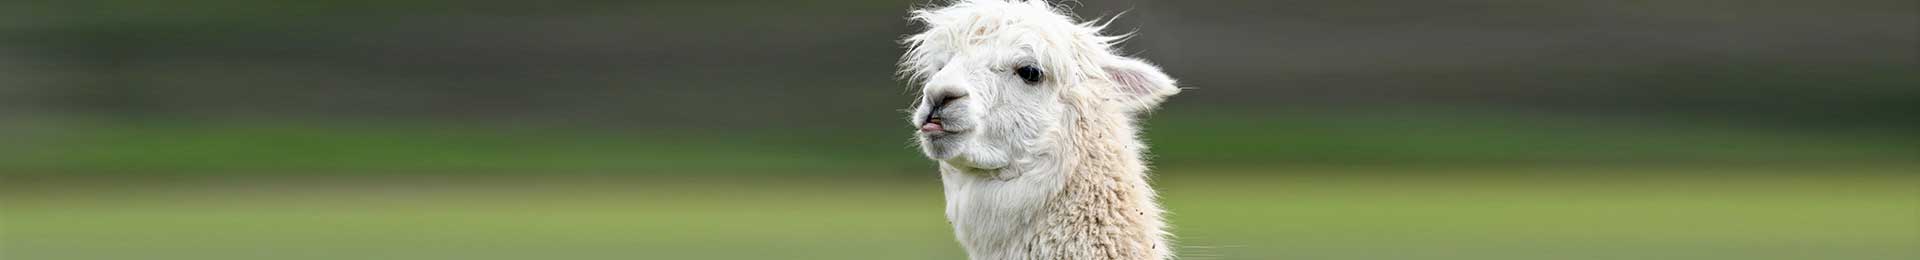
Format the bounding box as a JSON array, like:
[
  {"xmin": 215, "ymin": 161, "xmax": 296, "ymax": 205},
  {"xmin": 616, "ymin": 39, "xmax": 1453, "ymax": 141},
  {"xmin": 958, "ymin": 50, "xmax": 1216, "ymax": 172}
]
[{"xmin": 1014, "ymin": 65, "xmax": 1043, "ymax": 84}]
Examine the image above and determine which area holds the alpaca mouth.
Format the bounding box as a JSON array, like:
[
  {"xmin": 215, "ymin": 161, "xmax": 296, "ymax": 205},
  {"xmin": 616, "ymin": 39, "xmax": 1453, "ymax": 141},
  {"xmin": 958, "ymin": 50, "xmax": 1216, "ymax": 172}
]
[
  {"xmin": 919, "ymin": 116, "xmax": 967, "ymax": 140},
  {"xmin": 920, "ymin": 118, "xmax": 961, "ymax": 136},
  {"xmin": 920, "ymin": 118, "xmax": 946, "ymax": 132}
]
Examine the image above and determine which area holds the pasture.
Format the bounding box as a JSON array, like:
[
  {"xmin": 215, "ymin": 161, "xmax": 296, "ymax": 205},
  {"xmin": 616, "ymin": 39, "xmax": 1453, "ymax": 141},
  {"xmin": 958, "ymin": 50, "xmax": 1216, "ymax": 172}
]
[{"xmin": 5, "ymin": 167, "xmax": 1915, "ymax": 260}]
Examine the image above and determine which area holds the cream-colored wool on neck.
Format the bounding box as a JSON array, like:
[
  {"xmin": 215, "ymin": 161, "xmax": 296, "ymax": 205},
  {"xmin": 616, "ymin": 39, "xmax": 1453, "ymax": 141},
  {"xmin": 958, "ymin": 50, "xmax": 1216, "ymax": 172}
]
[{"xmin": 899, "ymin": 1, "xmax": 1181, "ymax": 259}]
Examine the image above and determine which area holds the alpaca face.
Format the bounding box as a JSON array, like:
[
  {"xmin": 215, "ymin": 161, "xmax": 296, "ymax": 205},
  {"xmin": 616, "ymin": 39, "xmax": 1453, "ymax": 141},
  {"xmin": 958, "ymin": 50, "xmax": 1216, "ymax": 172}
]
[
  {"xmin": 901, "ymin": 0, "xmax": 1180, "ymax": 171},
  {"xmin": 910, "ymin": 48, "xmax": 1066, "ymax": 170}
]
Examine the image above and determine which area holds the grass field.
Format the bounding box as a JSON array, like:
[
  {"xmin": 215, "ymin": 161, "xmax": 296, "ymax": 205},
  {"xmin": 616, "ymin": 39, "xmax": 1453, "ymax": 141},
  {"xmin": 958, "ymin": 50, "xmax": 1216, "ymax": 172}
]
[
  {"xmin": 5, "ymin": 166, "xmax": 1915, "ymax": 260},
  {"xmin": 2, "ymin": 113, "xmax": 1914, "ymax": 259}
]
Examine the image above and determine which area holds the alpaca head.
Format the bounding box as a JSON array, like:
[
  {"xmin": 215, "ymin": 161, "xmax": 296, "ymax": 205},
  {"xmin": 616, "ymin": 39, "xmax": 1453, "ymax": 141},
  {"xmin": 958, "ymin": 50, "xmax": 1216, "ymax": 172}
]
[{"xmin": 901, "ymin": 0, "xmax": 1179, "ymax": 170}]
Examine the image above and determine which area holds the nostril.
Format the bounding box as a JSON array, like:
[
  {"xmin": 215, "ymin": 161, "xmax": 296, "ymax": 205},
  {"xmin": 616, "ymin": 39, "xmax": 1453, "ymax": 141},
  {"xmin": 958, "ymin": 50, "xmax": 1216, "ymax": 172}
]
[
  {"xmin": 940, "ymin": 93, "xmax": 966, "ymax": 105},
  {"xmin": 927, "ymin": 91, "xmax": 968, "ymax": 112}
]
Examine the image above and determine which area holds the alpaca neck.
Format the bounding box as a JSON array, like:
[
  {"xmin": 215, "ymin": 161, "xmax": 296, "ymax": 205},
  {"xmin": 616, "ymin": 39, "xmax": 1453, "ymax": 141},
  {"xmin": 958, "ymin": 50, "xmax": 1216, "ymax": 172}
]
[{"xmin": 1044, "ymin": 105, "xmax": 1169, "ymax": 259}]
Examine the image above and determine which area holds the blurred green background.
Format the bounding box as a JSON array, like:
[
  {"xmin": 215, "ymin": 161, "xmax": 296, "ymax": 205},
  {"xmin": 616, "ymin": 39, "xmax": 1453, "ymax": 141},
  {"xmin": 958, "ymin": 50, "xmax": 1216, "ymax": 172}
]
[{"xmin": 1, "ymin": 0, "xmax": 1915, "ymax": 259}]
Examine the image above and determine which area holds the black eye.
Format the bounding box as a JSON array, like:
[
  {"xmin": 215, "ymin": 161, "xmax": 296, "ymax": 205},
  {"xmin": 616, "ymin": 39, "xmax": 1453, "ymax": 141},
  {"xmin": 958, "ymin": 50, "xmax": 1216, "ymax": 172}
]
[{"xmin": 1014, "ymin": 65, "xmax": 1043, "ymax": 84}]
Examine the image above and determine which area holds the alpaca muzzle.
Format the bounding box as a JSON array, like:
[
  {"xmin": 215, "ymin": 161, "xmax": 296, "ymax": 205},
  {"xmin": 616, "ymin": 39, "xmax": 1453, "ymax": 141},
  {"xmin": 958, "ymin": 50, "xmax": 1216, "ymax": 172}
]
[{"xmin": 919, "ymin": 91, "xmax": 966, "ymax": 134}]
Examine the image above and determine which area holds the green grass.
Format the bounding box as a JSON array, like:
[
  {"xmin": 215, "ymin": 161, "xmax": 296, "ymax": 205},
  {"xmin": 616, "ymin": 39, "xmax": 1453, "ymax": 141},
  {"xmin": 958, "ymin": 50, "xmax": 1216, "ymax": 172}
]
[
  {"xmin": 0, "ymin": 121, "xmax": 926, "ymax": 175},
  {"xmin": 1150, "ymin": 109, "xmax": 1920, "ymax": 166},
  {"xmin": 4, "ymin": 112, "xmax": 1914, "ymax": 176},
  {"xmin": 4, "ymin": 167, "xmax": 1916, "ymax": 260}
]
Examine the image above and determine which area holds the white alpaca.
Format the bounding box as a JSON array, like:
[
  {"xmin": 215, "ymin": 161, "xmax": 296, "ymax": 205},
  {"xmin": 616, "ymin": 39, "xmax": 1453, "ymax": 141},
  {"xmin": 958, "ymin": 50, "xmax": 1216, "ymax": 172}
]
[{"xmin": 900, "ymin": 1, "xmax": 1181, "ymax": 259}]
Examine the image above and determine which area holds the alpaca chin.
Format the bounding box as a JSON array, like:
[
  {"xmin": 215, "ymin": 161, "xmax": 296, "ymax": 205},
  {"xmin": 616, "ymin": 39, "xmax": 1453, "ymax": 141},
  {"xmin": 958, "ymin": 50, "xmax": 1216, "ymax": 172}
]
[
  {"xmin": 919, "ymin": 133, "xmax": 964, "ymax": 160},
  {"xmin": 923, "ymin": 137, "xmax": 1011, "ymax": 171},
  {"xmin": 921, "ymin": 145, "xmax": 958, "ymax": 162}
]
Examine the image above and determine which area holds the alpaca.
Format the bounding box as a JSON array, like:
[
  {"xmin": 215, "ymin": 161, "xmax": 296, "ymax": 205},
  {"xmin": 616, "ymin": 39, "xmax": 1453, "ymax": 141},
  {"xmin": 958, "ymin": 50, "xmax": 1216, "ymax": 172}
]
[{"xmin": 900, "ymin": 1, "xmax": 1181, "ymax": 259}]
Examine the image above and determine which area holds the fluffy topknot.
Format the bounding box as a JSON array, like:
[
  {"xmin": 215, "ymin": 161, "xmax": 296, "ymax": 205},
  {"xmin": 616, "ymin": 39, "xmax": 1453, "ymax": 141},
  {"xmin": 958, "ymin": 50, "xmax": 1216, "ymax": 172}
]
[{"xmin": 898, "ymin": 0, "xmax": 1129, "ymax": 87}]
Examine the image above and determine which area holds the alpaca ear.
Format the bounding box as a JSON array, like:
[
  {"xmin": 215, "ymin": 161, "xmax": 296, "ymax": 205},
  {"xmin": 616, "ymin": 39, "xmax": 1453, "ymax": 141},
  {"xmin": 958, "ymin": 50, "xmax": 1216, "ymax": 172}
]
[{"xmin": 1102, "ymin": 57, "xmax": 1180, "ymax": 113}]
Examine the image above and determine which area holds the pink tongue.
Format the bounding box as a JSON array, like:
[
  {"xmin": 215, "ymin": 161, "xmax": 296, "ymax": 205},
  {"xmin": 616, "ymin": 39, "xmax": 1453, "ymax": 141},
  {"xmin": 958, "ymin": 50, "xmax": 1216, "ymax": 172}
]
[{"xmin": 920, "ymin": 122, "xmax": 944, "ymax": 132}]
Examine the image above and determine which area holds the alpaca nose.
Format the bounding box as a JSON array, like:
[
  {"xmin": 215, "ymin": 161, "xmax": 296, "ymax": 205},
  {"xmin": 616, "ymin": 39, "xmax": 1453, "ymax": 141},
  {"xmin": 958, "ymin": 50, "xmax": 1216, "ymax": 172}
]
[{"xmin": 925, "ymin": 89, "xmax": 968, "ymax": 114}]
